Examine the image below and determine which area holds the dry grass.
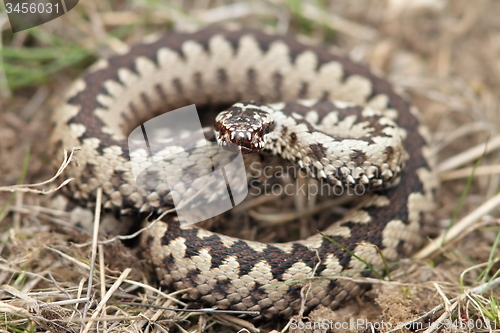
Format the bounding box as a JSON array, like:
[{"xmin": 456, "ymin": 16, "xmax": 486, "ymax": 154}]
[{"xmin": 1, "ymin": 0, "xmax": 500, "ymax": 332}]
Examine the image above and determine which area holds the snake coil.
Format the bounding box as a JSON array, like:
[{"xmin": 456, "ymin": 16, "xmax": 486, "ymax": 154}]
[{"xmin": 51, "ymin": 27, "xmax": 438, "ymax": 319}]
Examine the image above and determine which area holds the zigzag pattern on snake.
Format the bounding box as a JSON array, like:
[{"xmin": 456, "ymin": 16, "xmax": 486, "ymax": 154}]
[{"xmin": 51, "ymin": 27, "xmax": 438, "ymax": 319}]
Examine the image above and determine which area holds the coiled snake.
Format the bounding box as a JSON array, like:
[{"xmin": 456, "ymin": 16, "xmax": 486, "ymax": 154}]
[{"xmin": 51, "ymin": 27, "xmax": 438, "ymax": 319}]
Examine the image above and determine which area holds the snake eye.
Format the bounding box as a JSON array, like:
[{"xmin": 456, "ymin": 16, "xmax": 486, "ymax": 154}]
[
  {"xmin": 264, "ymin": 121, "xmax": 275, "ymax": 135},
  {"xmin": 214, "ymin": 121, "xmax": 224, "ymax": 133}
]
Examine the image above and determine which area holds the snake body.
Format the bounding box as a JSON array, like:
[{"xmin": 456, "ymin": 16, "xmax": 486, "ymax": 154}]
[{"xmin": 51, "ymin": 27, "xmax": 438, "ymax": 319}]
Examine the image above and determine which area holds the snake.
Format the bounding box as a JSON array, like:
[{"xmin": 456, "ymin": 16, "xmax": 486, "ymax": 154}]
[{"xmin": 50, "ymin": 27, "xmax": 438, "ymax": 319}]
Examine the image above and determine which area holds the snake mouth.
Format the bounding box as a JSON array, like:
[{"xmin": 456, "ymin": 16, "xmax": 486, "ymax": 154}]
[
  {"xmin": 223, "ymin": 143, "xmax": 255, "ymax": 154},
  {"xmin": 214, "ymin": 130, "xmax": 263, "ymax": 154}
]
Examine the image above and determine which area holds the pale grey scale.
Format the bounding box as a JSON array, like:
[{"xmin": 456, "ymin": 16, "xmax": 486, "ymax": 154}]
[{"xmin": 50, "ymin": 27, "xmax": 438, "ymax": 319}]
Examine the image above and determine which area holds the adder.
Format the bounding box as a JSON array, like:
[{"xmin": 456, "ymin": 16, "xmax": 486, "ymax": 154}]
[{"xmin": 51, "ymin": 27, "xmax": 438, "ymax": 319}]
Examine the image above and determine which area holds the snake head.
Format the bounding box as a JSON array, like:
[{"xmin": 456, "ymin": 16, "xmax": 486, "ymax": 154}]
[{"xmin": 214, "ymin": 102, "xmax": 275, "ymax": 154}]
